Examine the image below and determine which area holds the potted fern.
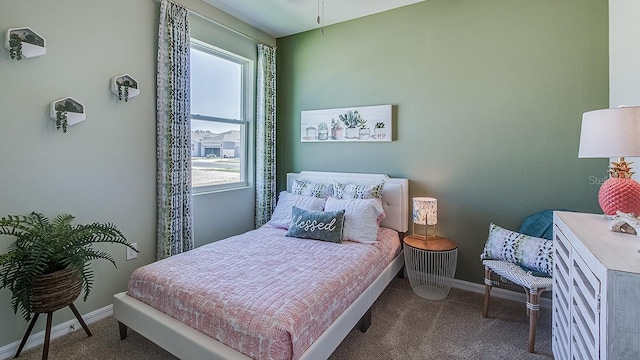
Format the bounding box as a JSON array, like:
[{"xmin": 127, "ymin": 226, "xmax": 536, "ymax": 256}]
[{"xmin": 0, "ymin": 212, "xmax": 137, "ymax": 321}]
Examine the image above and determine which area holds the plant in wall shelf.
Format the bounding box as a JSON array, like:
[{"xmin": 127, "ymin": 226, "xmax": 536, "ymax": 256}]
[
  {"xmin": 50, "ymin": 97, "xmax": 86, "ymax": 132},
  {"xmin": 55, "ymin": 100, "xmax": 81, "ymax": 132},
  {"xmin": 111, "ymin": 74, "xmax": 140, "ymax": 102},
  {"xmin": 117, "ymin": 79, "xmax": 134, "ymax": 102},
  {"xmin": 8, "ymin": 33, "xmax": 22, "ymax": 60},
  {"xmin": 0, "ymin": 212, "xmax": 137, "ymax": 321},
  {"xmin": 4, "ymin": 27, "xmax": 46, "ymax": 60}
]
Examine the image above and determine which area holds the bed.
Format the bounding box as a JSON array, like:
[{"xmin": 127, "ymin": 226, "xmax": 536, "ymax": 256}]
[{"xmin": 113, "ymin": 171, "xmax": 408, "ymax": 360}]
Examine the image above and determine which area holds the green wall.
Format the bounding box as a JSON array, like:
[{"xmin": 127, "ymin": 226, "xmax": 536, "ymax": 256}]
[
  {"xmin": 0, "ymin": 0, "xmax": 273, "ymax": 350},
  {"xmin": 276, "ymin": 0, "xmax": 609, "ymax": 282}
]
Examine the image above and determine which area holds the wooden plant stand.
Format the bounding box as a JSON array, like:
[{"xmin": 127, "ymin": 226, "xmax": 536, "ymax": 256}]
[
  {"xmin": 15, "ymin": 269, "xmax": 92, "ymax": 359},
  {"xmin": 14, "ymin": 302, "xmax": 92, "ymax": 360}
]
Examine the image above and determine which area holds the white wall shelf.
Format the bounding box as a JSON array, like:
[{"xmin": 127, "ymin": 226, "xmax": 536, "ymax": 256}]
[
  {"xmin": 4, "ymin": 27, "xmax": 46, "ymax": 60},
  {"xmin": 111, "ymin": 74, "xmax": 140, "ymax": 102},
  {"xmin": 50, "ymin": 98, "xmax": 86, "ymax": 132}
]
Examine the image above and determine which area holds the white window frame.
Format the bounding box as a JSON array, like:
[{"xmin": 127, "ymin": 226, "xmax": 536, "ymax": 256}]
[{"xmin": 190, "ymin": 39, "xmax": 254, "ymax": 194}]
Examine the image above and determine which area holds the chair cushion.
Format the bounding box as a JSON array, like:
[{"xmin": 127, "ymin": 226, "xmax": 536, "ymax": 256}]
[
  {"xmin": 481, "ymin": 223, "xmax": 553, "ymax": 277},
  {"xmin": 483, "ymin": 260, "xmax": 553, "ymax": 291}
]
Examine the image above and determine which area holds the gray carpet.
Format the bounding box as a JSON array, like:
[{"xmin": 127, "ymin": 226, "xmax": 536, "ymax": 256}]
[{"xmin": 18, "ymin": 278, "xmax": 552, "ymax": 360}]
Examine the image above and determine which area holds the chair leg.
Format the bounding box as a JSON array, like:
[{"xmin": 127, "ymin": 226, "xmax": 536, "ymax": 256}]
[
  {"xmin": 527, "ymin": 288, "xmax": 541, "ymax": 353},
  {"xmin": 482, "ymin": 267, "xmax": 493, "ymax": 318}
]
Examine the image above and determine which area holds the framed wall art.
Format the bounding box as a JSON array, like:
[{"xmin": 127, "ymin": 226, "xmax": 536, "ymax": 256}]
[{"xmin": 301, "ymin": 104, "xmax": 392, "ymax": 142}]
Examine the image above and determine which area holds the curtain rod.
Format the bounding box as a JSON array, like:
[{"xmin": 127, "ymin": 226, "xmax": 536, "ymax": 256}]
[{"xmin": 155, "ymin": 0, "xmax": 267, "ymax": 45}]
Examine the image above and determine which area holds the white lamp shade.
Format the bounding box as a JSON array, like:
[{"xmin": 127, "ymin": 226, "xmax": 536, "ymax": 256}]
[
  {"xmin": 578, "ymin": 106, "xmax": 640, "ymax": 158},
  {"xmin": 412, "ymin": 197, "xmax": 437, "ymax": 226}
]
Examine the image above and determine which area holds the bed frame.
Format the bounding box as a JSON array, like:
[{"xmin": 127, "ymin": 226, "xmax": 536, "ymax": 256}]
[{"xmin": 113, "ymin": 171, "xmax": 408, "ymax": 360}]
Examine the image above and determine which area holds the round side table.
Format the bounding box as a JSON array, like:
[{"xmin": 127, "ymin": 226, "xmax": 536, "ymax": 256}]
[{"xmin": 403, "ymin": 235, "xmax": 458, "ymax": 300}]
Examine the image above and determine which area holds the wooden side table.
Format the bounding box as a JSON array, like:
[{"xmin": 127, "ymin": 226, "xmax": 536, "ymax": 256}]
[{"xmin": 403, "ymin": 235, "xmax": 458, "ymax": 300}]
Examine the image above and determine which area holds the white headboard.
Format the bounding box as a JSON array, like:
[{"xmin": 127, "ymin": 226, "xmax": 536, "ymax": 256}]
[{"xmin": 286, "ymin": 171, "xmax": 409, "ymax": 233}]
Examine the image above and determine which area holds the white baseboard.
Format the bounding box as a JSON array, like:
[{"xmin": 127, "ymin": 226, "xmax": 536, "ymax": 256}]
[
  {"xmin": 449, "ymin": 278, "xmax": 552, "ymax": 309},
  {"xmin": 0, "ymin": 304, "xmax": 113, "ymax": 360}
]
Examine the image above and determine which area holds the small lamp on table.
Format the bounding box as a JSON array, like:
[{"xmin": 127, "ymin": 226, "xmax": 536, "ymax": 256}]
[{"xmin": 412, "ymin": 197, "xmax": 437, "ymax": 238}]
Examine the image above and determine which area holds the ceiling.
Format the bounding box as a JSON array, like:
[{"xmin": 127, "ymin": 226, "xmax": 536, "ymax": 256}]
[{"xmin": 202, "ymin": 0, "xmax": 426, "ymax": 38}]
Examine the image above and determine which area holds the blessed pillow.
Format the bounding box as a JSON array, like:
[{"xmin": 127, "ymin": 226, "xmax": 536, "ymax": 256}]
[
  {"xmin": 291, "ymin": 179, "xmax": 333, "ymax": 198},
  {"xmin": 333, "ymin": 181, "xmax": 384, "ymax": 200},
  {"xmin": 266, "ymin": 191, "xmax": 326, "ymax": 230},
  {"xmin": 286, "ymin": 207, "xmax": 345, "ymax": 243},
  {"xmin": 324, "ymin": 197, "xmax": 384, "ymax": 244},
  {"xmin": 480, "ymin": 223, "xmax": 553, "ymax": 277}
]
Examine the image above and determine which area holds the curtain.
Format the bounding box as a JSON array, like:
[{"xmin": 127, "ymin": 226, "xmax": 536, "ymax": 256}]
[
  {"xmin": 255, "ymin": 44, "xmax": 277, "ymax": 227},
  {"xmin": 156, "ymin": 0, "xmax": 193, "ymax": 260}
]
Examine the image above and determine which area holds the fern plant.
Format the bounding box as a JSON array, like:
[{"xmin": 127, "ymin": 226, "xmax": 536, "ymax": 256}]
[{"xmin": 0, "ymin": 212, "xmax": 137, "ymax": 321}]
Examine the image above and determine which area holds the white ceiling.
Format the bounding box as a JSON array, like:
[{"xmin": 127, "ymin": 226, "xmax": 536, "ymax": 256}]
[{"xmin": 202, "ymin": 0, "xmax": 426, "ymax": 38}]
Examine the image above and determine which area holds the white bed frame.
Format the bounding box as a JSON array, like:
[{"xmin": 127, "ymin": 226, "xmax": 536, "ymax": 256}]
[{"xmin": 113, "ymin": 171, "xmax": 408, "ymax": 360}]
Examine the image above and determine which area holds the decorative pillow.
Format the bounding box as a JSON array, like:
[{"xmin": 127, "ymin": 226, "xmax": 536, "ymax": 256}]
[
  {"xmin": 266, "ymin": 191, "xmax": 326, "ymax": 230},
  {"xmin": 286, "ymin": 207, "xmax": 345, "ymax": 243},
  {"xmin": 291, "ymin": 179, "xmax": 333, "ymax": 198},
  {"xmin": 480, "ymin": 223, "xmax": 553, "ymax": 277},
  {"xmin": 333, "ymin": 181, "xmax": 384, "ymax": 199},
  {"xmin": 324, "ymin": 197, "xmax": 384, "ymax": 244}
]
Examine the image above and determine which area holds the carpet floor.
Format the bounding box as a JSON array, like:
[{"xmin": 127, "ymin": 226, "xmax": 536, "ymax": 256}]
[{"xmin": 18, "ymin": 277, "xmax": 553, "ymax": 360}]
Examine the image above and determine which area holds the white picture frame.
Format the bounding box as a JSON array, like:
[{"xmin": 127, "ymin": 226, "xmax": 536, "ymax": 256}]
[{"xmin": 301, "ymin": 104, "xmax": 392, "ymax": 142}]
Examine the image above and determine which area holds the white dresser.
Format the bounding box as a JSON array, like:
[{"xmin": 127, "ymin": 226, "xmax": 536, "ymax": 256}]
[{"xmin": 553, "ymin": 212, "xmax": 640, "ymax": 360}]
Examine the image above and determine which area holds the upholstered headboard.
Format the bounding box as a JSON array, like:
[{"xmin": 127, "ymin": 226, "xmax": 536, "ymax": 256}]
[{"xmin": 286, "ymin": 171, "xmax": 409, "ymax": 233}]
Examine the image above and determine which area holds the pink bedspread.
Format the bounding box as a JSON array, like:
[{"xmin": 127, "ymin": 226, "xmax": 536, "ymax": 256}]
[{"xmin": 127, "ymin": 226, "xmax": 401, "ymax": 360}]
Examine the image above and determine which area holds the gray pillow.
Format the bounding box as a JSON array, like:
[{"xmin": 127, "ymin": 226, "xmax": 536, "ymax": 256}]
[{"xmin": 286, "ymin": 206, "xmax": 345, "ymax": 243}]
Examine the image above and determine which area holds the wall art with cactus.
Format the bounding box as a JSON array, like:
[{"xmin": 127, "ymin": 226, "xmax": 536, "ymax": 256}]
[{"xmin": 300, "ymin": 104, "xmax": 392, "ymax": 142}]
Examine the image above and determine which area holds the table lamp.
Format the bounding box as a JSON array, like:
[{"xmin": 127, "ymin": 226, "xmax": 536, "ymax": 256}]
[
  {"xmin": 412, "ymin": 197, "xmax": 437, "ymax": 238},
  {"xmin": 578, "ymin": 106, "xmax": 640, "ymax": 216}
]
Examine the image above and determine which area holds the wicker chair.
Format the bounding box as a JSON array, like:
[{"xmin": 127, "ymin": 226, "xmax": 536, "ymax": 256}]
[{"xmin": 481, "ymin": 210, "xmax": 556, "ymax": 353}]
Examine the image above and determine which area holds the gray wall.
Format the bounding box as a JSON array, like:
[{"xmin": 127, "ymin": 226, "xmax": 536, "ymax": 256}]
[
  {"xmin": 276, "ymin": 0, "xmax": 609, "ymax": 282},
  {"xmin": 0, "ymin": 0, "xmax": 273, "ymax": 348}
]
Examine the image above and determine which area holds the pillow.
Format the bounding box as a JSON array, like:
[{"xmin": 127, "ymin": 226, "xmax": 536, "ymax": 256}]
[
  {"xmin": 333, "ymin": 181, "xmax": 384, "ymax": 199},
  {"xmin": 291, "ymin": 179, "xmax": 333, "ymax": 198},
  {"xmin": 286, "ymin": 207, "xmax": 345, "ymax": 243},
  {"xmin": 480, "ymin": 223, "xmax": 553, "ymax": 277},
  {"xmin": 324, "ymin": 197, "xmax": 384, "ymax": 244},
  {"xmin": 266, "ymin": 191, "xmax": 326, "ymax": 230}
]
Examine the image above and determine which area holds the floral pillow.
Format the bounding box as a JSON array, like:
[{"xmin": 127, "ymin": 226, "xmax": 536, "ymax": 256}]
[
  {"xmin": 286, "ymin": 207, "xmax": 345, "ymax": 243},
  {"xmin": 480, "ymin": 223, "xmax": 553, "ymax": 277},
  {"xmin": 291, "ymin": 179, "xmax": 333, "ymax": 198},
  {"xmin": 266, "ymin": 191, "xmax": 326, "ymax": 230},
  {"xmin": 333, "ymin": 181, "xmax": 384, "ymax": 199}
]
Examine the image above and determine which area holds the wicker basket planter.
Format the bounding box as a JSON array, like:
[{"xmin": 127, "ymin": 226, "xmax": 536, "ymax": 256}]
[{"xmin": 29, "ymin": 268, "xmax": 81, "ymax": 314}]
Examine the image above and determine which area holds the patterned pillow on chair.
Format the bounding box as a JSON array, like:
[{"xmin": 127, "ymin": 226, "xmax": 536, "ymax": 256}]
[{"xmin": 480, "ymin": 223, "xmax": 553, "ymax": 276}]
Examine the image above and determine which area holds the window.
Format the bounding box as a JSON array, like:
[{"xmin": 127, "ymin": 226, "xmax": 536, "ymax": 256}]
[{"xmin": 190, "ymin": 40, "xmax": 252, "ymax": 192}]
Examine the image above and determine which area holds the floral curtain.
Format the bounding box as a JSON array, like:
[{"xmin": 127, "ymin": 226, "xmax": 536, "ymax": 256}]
[
  {"xmin": 255, "ymin": 44, "xmax": 277, "ymax": 227},
  {"xmin": 156, "ymin": 0, "xmax": 193, "ymax": 259}
]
